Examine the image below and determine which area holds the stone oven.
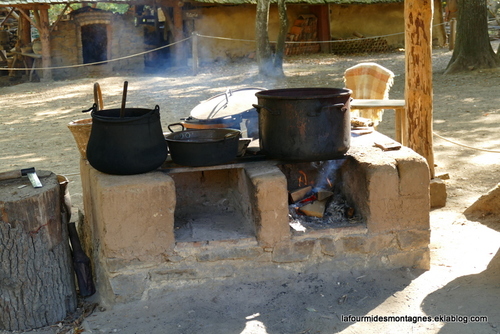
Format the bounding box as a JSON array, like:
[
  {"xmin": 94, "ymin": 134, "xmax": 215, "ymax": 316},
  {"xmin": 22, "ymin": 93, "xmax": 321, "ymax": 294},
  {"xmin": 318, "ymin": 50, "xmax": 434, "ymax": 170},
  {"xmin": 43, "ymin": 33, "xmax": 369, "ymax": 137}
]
[
  {"xmin": 80, "ymin": 131, "xmax": 430, "ymax": 306},
  {"xmin": 49, "ymin": 8, "xmax": 145, "ymax": 80}
]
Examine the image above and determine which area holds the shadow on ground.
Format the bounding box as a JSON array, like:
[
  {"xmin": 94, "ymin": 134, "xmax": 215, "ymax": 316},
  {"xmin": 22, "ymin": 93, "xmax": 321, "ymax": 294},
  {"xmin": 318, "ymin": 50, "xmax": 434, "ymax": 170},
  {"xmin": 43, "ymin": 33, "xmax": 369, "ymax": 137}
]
[
  {"xmin": 421, "ymin": 213, "xmax": 500, "ymax": 334},
  {"xmin": 84, "ymin": 268, "xmax": 425, "ymax": 334}
]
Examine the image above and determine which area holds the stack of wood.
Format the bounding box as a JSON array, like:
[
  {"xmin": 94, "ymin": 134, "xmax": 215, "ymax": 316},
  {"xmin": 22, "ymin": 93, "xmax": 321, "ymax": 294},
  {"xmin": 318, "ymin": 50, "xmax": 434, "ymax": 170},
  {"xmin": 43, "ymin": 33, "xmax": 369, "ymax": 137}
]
[
  {"xmin": 330, "ymin": 32, "xmax": 390, "ymax": 55},
  {"xmin": 285, "ymin": 14, "xmax": 321, "ymax": 56},
  {"xmin": 0, "ymin": 7, "xmax": 19, "ymax": 74},
  {"xmin": 289, "ymin": 185, "xmax": 334, "ymax": 218},
  {"xmin": 0, "ymin": 8, "xmax": 18, "ymax": 51}
]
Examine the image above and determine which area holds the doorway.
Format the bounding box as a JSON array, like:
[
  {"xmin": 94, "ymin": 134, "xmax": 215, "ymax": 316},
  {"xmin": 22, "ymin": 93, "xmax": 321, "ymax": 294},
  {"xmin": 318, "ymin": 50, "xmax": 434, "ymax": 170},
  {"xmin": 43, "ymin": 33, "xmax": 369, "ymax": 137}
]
[{"xmin": 81, "ymin": 24, "xmax": 108, "ymax": 64}]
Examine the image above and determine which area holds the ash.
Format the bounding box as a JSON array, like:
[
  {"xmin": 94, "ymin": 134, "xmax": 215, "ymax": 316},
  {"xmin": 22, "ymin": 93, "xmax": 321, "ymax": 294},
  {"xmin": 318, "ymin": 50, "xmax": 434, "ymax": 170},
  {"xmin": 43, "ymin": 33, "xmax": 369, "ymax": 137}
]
[{"xmin": 289, "ymin": 193, "xmax": 363, "ymax": 232}]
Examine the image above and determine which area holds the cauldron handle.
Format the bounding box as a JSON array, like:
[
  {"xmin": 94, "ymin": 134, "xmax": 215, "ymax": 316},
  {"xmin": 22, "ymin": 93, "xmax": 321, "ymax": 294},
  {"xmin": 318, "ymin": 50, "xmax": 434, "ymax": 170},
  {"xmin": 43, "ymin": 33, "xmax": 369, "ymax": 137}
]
[
  {"xmin": 167, "ymin": 122, "xmax": 185, "ymax": 133},
  {"xmin": 252, "ymin": 104, "xmax": 280, "ymax": 116},
  {"xmin": 310, "ymin": 102, "xmax": 349, "ymax": 117},
  {"xmin": 82, "ymin": 104, "xmax": 97, "ymax": 113}
]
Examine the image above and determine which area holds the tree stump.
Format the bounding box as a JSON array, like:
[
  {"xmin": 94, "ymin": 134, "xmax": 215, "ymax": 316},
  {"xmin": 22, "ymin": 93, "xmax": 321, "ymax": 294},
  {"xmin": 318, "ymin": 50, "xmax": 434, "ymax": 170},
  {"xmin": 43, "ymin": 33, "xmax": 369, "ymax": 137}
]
[{"xmin": 0, "ymin": 171, "xmax": 77, "ymax": 331}]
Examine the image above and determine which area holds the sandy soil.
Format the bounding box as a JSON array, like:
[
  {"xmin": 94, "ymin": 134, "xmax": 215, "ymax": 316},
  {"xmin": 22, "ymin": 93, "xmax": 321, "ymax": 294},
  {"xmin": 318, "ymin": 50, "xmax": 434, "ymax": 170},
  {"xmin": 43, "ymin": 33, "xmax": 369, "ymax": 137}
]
[{"xmin": 1, "ymin": 45, "xmax": 500, "ymax": 334}]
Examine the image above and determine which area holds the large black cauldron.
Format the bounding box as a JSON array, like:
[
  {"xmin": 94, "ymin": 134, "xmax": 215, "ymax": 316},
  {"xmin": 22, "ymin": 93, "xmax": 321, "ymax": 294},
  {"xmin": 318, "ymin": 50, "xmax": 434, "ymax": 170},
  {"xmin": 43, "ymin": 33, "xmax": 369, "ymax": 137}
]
[
  {"xmin": 254, "ymin": 88, "xmax": 352, "ymax": 161},
  {"xmin": 85, "ymin": 105, "xmax": 167, "ymax": 175}
]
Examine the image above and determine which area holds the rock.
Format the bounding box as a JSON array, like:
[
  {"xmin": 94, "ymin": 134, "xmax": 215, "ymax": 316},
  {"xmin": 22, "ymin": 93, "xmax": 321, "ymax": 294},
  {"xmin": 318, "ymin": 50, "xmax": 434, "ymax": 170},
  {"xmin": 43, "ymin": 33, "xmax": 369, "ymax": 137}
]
[
  {"xmin": 430, "ymin": 178, "xmax": 447, "ymax": 208},
  {"xmin": 464, "ymin": 183, "xmax": 500, "ymax": 216}
]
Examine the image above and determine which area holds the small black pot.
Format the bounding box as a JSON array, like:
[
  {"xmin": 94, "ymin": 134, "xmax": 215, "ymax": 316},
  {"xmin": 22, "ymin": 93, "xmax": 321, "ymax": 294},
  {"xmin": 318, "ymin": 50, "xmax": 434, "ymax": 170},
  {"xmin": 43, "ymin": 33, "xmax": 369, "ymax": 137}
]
[
  {"xmin": 165, "ymin": 125, "xmax": 240, "ymax": 167},
  {"xmin": 85, "ymin": 105, "xmax": 167, "ymax": 175}
]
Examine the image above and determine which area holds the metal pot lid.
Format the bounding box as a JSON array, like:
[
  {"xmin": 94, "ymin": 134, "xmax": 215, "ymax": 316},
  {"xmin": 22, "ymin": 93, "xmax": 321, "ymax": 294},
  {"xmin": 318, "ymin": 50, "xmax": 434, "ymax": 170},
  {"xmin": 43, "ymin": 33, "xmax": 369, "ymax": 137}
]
[{"xmin": 190, "ymin": 87, "xmax": 265, "ymax": 120}]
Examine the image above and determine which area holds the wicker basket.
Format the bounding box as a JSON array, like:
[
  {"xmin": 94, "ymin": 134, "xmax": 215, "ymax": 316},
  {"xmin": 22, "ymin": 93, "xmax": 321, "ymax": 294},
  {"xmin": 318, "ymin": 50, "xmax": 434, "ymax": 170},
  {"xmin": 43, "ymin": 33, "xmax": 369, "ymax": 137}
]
[{"xmin": 68, "ymin": 119, "xmax": 92, "ymax": 159}]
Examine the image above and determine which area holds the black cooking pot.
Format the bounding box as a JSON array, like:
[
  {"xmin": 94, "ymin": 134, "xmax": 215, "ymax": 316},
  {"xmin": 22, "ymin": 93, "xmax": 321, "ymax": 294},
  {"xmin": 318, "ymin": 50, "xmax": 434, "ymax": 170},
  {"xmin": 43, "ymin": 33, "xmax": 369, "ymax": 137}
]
[
  {"xmin": 165, "ymin": 124, "xmax": 240, "ymax": 167},
  {"xmin": 254, "ymin": 88, "xmax": 352, "ymax": 161},
  {"xmin": 84, "ymin": 104, "xmax": 167, "ymax": 175}
]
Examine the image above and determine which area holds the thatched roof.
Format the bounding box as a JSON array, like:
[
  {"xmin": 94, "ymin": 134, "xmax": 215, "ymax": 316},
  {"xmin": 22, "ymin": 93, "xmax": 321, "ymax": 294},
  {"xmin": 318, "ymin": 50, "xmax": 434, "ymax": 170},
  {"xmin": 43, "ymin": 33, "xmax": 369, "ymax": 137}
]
[{"xmin": 0, "ymin": 0, "xmax": 402, "ymax": 6}]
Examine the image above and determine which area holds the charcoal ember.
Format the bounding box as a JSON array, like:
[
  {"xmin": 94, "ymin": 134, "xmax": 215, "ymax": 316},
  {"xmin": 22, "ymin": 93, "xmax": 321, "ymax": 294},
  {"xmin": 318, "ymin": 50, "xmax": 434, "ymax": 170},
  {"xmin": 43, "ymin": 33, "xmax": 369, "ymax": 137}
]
[{"xmin": 288, "ymin": 192, "xmax": 362, "ymax": 230}]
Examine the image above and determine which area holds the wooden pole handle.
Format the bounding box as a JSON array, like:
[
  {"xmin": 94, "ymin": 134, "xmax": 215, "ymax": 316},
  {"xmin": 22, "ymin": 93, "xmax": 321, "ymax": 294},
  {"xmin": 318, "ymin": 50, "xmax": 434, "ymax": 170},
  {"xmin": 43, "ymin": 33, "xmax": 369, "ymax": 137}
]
[{"xmin": 0, "ymin": 170, "xmax": 22, "ymax": 181}]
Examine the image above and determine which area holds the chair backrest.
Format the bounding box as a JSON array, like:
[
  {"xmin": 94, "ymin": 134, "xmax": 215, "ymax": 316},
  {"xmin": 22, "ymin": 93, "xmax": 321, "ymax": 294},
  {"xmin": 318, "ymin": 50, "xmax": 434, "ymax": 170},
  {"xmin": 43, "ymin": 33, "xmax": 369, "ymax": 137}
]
[{"xmin": 343, "ymin": 62, "xmax": 394, "ymax": 126}]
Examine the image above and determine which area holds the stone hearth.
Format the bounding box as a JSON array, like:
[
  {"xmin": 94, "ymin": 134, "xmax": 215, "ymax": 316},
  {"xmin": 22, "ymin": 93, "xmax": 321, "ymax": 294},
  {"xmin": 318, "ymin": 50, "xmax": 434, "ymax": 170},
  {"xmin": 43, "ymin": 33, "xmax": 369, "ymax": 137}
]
[{"xmin": 80, "ymin": 132, "xmax": 430, "ymax": 306}]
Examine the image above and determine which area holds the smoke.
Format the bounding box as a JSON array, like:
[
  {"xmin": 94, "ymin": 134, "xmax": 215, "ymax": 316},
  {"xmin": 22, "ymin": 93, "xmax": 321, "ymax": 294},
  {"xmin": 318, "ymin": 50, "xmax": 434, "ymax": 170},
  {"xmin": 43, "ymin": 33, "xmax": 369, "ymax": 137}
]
[{"xmin": 312, "ymin": 159, "xmax": 345, "ymax": 190}]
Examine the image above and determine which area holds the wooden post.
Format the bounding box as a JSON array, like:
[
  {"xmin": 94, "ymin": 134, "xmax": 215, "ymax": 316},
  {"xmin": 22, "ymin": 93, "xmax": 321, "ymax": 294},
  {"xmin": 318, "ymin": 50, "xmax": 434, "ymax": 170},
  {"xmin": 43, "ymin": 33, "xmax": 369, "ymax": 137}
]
[
  {"xmin": 0, "ymin": 172, "xmax": 77, "ymax": 331},
  {"xmin": 404, "ymin": 0, "xmax": 435, "ymax": 178},
  {"xmin": 192, "ymin": 31, "xmax": 198, "ymax": 75},
  {"xmin": 173, "ymin": 4, "xmax": 184, "ymax": 67},
  {"xmin": 37, "ymin": 8, "xmax": 52, "ymax": 81},
  {"xmin": 19, "ymin": 9, "xmax": 31, "ymax": 48}
]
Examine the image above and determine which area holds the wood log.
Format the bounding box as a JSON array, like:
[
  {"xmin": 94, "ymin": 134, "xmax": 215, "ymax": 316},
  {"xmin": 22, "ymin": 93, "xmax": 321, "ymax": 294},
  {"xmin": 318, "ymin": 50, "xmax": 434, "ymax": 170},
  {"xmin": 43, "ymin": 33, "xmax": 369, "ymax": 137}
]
[
  {"xmin": 0, "ymin": 172, "xmax": 77, "ymax": 331},
  {"xmin": 299, "ymin": 199, "xmax": 327, "ymax": 218}
]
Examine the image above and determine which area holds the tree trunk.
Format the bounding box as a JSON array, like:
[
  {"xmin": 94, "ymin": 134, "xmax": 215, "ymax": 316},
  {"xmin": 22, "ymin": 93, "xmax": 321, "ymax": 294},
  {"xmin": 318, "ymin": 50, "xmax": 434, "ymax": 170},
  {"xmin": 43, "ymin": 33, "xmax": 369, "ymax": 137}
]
[
  {"xmin": 445, "ymin": 0, "xmax": 500, "ymax": 73},
  {"xmin": 0, "ymin": 172, "xmax": 77, "ymax": 331},
  {"xmin": 272, "ymin": 0, "xmax": 288, "ymax": 76},
  {"xmin": 405, "ymin": 0, "xmax": 435, "ymax": 178},
  {"xmin": 255, "ymin": 0, "xmax": 274, "ymax": 76}
]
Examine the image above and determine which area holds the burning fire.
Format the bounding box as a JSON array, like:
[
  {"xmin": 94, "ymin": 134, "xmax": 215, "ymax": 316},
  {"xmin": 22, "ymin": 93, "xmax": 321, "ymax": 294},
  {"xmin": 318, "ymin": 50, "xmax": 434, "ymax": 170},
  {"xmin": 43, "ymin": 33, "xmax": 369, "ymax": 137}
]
[
  {"xmin": 298, "ymin": 170, "xmax": 308, "ymax": 187},
  {"xmin": 284, "ymin": 160, "xmax": 359, "ymax": 230}
]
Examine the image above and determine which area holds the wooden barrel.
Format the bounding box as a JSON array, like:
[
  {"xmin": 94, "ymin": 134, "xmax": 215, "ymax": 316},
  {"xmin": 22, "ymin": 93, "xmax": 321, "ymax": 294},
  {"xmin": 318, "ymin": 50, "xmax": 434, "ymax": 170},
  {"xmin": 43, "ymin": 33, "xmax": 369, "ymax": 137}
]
[{"xmin": 0, "ymin": 171, "xmax": 77, "ymax": 331}]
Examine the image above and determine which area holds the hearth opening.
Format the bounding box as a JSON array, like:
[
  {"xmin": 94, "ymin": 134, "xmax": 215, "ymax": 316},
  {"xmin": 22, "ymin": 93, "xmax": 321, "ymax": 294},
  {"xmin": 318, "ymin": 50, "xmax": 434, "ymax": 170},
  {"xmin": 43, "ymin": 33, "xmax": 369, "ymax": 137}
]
[
  {"xmin": 279, "ymin": 159, "xmax": 364, "ymax": 232},
  {"xmin": 170, "ymin": 168, "xmax": 255, "ymax": 242},
  {"xmin": 81, "ymin": 24, "xmax": 108, "ymax": 64}
]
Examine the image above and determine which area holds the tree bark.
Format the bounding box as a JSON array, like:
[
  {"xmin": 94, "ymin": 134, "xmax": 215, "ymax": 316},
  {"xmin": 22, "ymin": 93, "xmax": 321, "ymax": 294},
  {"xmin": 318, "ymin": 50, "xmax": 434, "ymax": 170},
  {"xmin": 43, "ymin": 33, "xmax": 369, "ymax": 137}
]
[
  {"xmin": 405, "ymin": 0, "xmax": 435, "ymax": 178},
  {"xmin": 0, "ymin": 172, "xmax": 77, "ymax": 331},
  {"xmin": 255, "ymin": 0, "xmax": 274, "ymax": 76},
  {"xmin": 445, "ymin": 0, "xmax": 500, "ymax": 73},
  {"xmin": 272, "ymin": 0, "xmax": 288, "ymax": 76}
]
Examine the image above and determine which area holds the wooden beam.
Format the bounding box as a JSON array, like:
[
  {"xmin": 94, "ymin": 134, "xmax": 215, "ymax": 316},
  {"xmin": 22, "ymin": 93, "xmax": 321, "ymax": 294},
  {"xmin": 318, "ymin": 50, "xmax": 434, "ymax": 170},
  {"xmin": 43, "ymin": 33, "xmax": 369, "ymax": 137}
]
[
  {"xmin": 157, "ymin": 0, "xmax": 180, "ymax": 7},
  {"xmin": 18, "ymin": 7, "xmax": 40, "ymax": 30},
  {"xmin": 160, "ymin": 6, "xmax": 175, "ymax": 33},
  {"xmin": 173, "ymin": 5, "xmax": 184, "ymax": 66},
  {"xmin": 19, "ymin": 9, "xmax": 31, "ymax": 48},
  {"xmin": 50, "ymin": 4, "xmax": 71, "ymax": 33},
  {"xmin": 0, "ymin": 7, "xmax": 18, "ymax": 29},
  {"xmin": 404, "ymin": 0, "xmax": 435, "ymax": 177},
  {"xmin": 9, "ymin": 4, "xmax": 50, "ymax": 10},
  {"xmin": 34, "ymin": 8, "xmax": 52, "ymax": 81}
]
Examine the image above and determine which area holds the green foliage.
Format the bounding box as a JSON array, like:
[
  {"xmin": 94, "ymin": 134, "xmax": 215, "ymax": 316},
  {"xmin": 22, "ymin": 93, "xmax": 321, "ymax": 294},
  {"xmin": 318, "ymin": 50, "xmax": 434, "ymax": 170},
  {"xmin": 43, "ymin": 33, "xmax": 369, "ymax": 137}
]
[
  {"xmin": 95, "ymin": 3, "xmax": 130, "ymax": 14},
  {"xmin": 48, "ymin": 3, "xmax": 130, "ymax": 23}
]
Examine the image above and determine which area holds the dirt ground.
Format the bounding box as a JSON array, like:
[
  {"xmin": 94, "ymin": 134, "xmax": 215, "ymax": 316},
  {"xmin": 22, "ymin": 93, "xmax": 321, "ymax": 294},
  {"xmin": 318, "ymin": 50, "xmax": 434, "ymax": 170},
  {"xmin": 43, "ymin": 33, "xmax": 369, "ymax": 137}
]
[{"xmin": 1, "ymin": 45, "xmax": 500, "ymax": 334}]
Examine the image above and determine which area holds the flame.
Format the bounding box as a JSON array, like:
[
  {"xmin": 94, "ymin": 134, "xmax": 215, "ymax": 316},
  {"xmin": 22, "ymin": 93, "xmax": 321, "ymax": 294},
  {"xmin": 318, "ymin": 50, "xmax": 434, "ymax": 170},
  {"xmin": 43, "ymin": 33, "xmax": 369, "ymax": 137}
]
[
  {"xmin": 327, "ymin": 177, "xmax": 332, "ymax": 188},
  {"xmin": 298, "ymin": 170, "xmax": 308, "ymax": 187}
]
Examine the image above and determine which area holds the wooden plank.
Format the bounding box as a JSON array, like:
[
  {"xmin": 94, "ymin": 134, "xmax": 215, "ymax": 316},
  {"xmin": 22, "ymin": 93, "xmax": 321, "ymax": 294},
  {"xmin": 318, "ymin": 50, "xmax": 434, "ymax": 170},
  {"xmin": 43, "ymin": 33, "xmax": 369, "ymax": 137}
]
[
  {"xmin": 404, "ymin": 0, "xmax": 434, "ymax": 177},
  {"xmin": 350, "ymin": 99, "xmax": 405, "ymax": 109},
  {"xmin": 160, "ymin": 157, "xmax": 273, "ymax": 174},
  {"xmin": 351, "ymin": 99, "xmax": 406, "ymax": 145}
]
